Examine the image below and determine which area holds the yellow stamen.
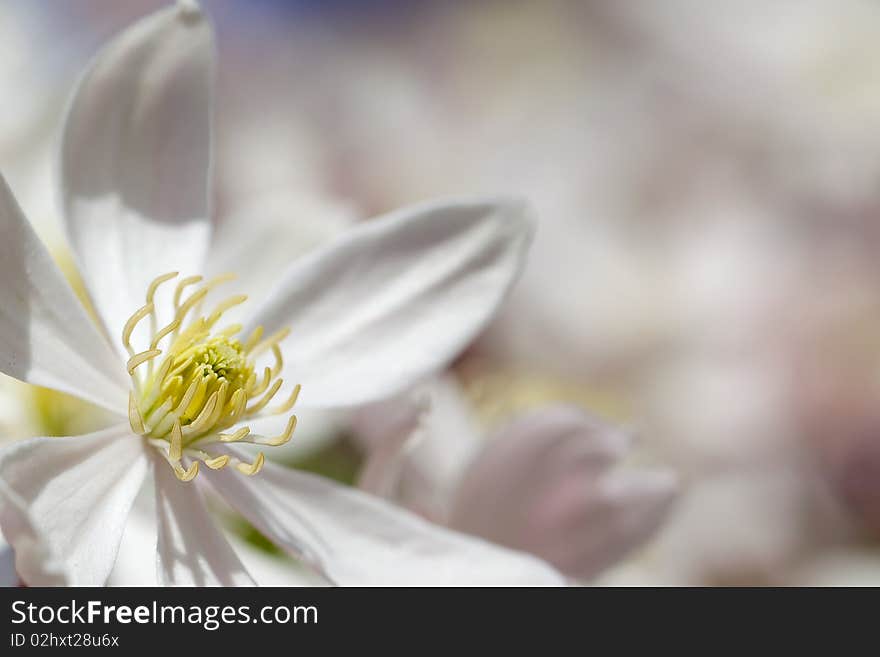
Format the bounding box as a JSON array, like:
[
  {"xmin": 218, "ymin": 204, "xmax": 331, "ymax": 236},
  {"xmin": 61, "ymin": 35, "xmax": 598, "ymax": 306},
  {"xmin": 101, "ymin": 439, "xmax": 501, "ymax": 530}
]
[
  {"xmin": 242, "ymin": 326, "xmax": 264, "ymax": 352},
  {"xmin": 249, "ymin": 327, "xmax": 291, "ymax": 357},
  {"xmin": 149, "ymin": 319, "xmax": 180, "ymax": 351},
  {"xmin": 173, "ymin": 461, "xmax": 199, "ymax": 482},
  {"xmin": 168, "ymin": 420, "xmax": 183, "ymax": 461},
  {"xmin": 204, "ymin": 454, "xmax": 230, "ymax": 470},
  {"xmin": 127, "ymin": 349, "xmax": 162, "ymax": 375},
  {"xmin": 173, "ymin": 275, "xmax": 203, "ymax": 310},
  {"xmin": 128, "ymin": 392, "xmax": 145, "ymax": 435},
  {"xmin": 122, "ymin": 303, "xmax": 154, "ymax": 356},
  {"xmin": 235, "ymin": 452, "xmax": 264, "ymax": 476},
  {"xmin": 264, "ymin": 415, "xmax": 297, "ymax": 447},
  {"xmin": 247, "ymin": 378, "xmax": 283, "ymax": 415},
  {"xmin": 125, "ymin": 271, "xmax": 298, "ymax": 481},
  {"xmin": 272, "ymin": 384, "xmax": 301, "ymax": 415},
  {"xmin": 219, "ymin": 427, "xmax": 251, "ymax": 443},
  {"xmin": 207, "ymin": 295, "xmax": 248, "ymax": 327}
]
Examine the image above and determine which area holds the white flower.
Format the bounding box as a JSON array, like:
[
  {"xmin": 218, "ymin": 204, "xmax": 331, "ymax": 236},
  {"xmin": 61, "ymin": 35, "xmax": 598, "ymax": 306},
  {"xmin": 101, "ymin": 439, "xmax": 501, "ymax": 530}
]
[
  {"xmin": 0, "ymin": 2, "xmax": 563, "ymax": 586},
  {"xmin": 353, "ymin": 376, "xmax": 678, "ymax": 581}
]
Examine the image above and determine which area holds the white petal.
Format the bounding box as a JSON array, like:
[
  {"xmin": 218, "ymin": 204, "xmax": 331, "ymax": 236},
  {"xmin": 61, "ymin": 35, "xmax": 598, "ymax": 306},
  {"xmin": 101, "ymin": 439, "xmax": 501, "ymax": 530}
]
[
  {"xmin": 60, "ymin": 2, "xmax": 214, "ymax": 344},
  {"xmin": 154, "ymin": 457, "xmax": 254, "ymax": 586},
  {"xmin": 0, "ymin": 425, "xmax": 148, "ymax": 585},
  {"xmin": 0, "ymin": 479, "xmax": 69, "ymax": 586},
  {"xmin": 0, "ymin": 174, "xmax": 129, "ymax": 413},
  {"xmin": 227, "ymin": 534, "xmax": 327, "ymax": 587},
  {"xmin": 206, "ymin": 191, "xmax": 354, "ymax": 327},
  {"xmin": 246, "ymin": 197, "xmax": 534, "ymax": 407},
  {"xmin": 448, "ymin": 406, "xmax": 677, "ymax": 580},
  {"xmin": 203, "ymin": 449, "xmax": 564, "ymax": 586},
  {"xmin": 109, "ymin": 499, "xmax": 317, "ymax": 586}
]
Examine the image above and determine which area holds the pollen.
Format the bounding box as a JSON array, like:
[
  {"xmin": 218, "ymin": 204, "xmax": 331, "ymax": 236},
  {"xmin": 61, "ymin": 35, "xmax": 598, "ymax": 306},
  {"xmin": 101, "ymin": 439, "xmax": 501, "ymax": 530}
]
[{"xmin": 125, "ymin": 272, "xmax": 299, "ymax": 481}]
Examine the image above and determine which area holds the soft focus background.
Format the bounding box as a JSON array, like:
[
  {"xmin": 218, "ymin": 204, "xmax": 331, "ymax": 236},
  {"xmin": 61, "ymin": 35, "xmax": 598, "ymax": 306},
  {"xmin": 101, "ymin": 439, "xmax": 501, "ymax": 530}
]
[{"xmin": 4, "ymin": 0, "xmax": 880, "ymax": 585}]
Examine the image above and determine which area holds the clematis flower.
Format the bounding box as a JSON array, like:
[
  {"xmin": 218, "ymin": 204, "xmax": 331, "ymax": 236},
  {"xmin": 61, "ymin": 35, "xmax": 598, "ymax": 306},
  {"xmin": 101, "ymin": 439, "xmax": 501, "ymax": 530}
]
[
  {"xmin": 353, "ymin": 376, "xmax": 679, "ymax": 581},
  {"xmin": 0, "ymin": 2, "xmax": 563, "ymax": 586}
]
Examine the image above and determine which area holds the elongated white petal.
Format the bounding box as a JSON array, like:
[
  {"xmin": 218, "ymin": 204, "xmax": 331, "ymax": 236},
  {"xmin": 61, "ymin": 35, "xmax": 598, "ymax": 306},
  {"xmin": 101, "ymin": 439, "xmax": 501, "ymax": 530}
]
[
  {"xmin": 60, "ymin": 2, "xmax": 213, "ymax": 343},
  {"xmin": 203, "ymin": 447, "xmax": 564, "ymax": 586},
  {"xmin": 154, "ymin": 457, "xmax": 254, "ymax": 586},
  {"xmin": 0, "ymin": 425, "xmax": 149, "ymax": 585},
  {"xmin": 0, "ymin": 480, "xmax": 69, "ymax": 586},
  {"xmin": 246, "ymin": 197, "xmax": 534, "ymax": 407},
  {"xmin": 0, "ymin": 174, "xmax": 129, "ymax": 413},
  {"xmin": 448, "ymin": 406, "xmax": 677, "ymax": 580}
]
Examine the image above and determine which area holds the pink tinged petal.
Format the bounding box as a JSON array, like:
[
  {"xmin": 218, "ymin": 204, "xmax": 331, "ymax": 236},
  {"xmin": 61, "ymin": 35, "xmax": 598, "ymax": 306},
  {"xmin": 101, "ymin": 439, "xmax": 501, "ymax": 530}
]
[
  {"xmin": 448, "ymin": 406, "xmax": 678, "ymax": 580},
  {"xmin": 353, "ymin": 388, "xmax": 427, "ymax": 499},
  {"xmin": 203, "ymin": 448, "xmax": 564, "ymax": 586},
  {"xmin": 60, "ymin": 2, "xmax": 214, "ymax": 344},
  {"xmin": 0, "ymin": 425, "xmax": 149, "ymax": 585},
  {"xmin": 154, "ymin": 457, "xmax": 254, "ymax": 586},
  {"xmin": 0, "ymin": 544, "xmax": 15, "ymax": 587},
  {"xmin": 353, "ymin": 376, "xmax": 483, "ymax": 519},
  {"xmin": 0, "ymin": 175, "xmax": 129, "ymax": 413},
  {"xmin": 0, "ymin": 480, "xmax": 69, "ymax": 586},
  {"xmin": 246, "ymin": 197, "xmax": 535, "ymax": 408}
]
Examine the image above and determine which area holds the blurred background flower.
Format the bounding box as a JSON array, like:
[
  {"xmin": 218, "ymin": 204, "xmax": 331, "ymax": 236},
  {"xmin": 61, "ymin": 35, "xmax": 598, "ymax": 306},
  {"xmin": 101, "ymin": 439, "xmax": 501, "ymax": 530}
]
[{"xmin": 3, "ymin": 0, "xmax": 880, "ymax": 585}]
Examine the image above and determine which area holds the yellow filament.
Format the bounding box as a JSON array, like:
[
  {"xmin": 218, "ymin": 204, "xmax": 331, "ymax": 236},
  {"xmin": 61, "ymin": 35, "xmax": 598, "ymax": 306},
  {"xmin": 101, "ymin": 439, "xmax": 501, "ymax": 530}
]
[
  {"xmin": 247, "ymin": 378, "xmax": 283, "ymax": 415},
  {"xmin": 175, "ymin": 288, "xmax": 209, "ymax": 325},
  {"xmin": 217, "ymin": 324, "xmax": 243, "ymax": 339},
  {"xmin": 204, "ymin": 454, "xmax": 230, "ymax": 470},
  {"xmin": 173, "ymin": 276, "xmax": 203, "ymax": 309},
  {"xmin": 249, "ymin": 327, "xmax": 291, "ymax": 357},
  {"xmin": 169, "ymin": 420, "xmax": 183, "ymax": 461},
  {"xmin": 242, "ymin": 326, "xmax": 264, "ymax": 352},
  {"xmin": 219, "ymin": 427, "xmax": 251, "ymax": 443},
  {"xmin": 235, "ymin": 452, "xmax": 264, "ymax": 476},
  {"xmin": 207, "ymin": 295, "xmax": 248, "ymax": 327},
  {"xmin": 272, "ymin": 384, "xmax": 301, "ymax": 415},
  {"xmin": 183, "ymin": 391, "xmax": 220, "ymax": 436},
  {"xmin": 122, "ymin": 304, "xmax": 154, "ymax": 356},
  {"xmin": 127, "ymin": 349, "xmax": 161, "ymax": 375},
  {"xmin": 128, "ymin": 392, "xmax": 145, "ymax": 435},
  {"xmin": 173, "ymin": 461, "xmax": 199, "ymax": 482},
  {"xmin": 147, "ymin": 272, "xmax": 179, "ymax": 304},
  {"xmin": 149, "ymin": 319, "xmax": 180, "ymax": 351},
  {"xmin": 250, "ymin": 367, "xmax": 272, "ymax": 396},
  {"xmin": 264, "ymin": 415, "xmax": 297, "ymax": 447},
  {"xmin": 269, "ymin": 344, "xmax": 283, "ymax": 379}
]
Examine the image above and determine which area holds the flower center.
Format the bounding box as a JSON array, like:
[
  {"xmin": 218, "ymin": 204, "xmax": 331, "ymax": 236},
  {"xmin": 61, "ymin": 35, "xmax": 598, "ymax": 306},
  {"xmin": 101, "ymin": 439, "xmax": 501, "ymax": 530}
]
[{"xmin": 124, "ymin": 272, "xmax": 299, "ymax": 482}]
